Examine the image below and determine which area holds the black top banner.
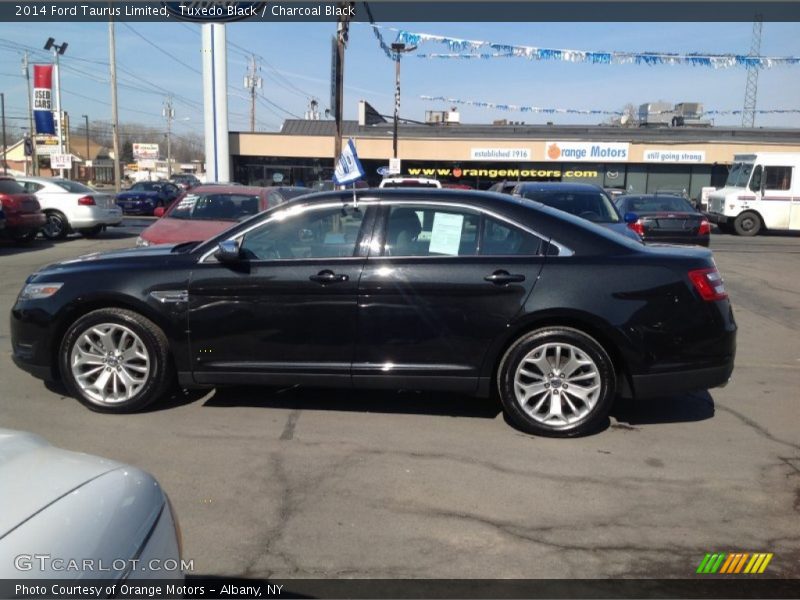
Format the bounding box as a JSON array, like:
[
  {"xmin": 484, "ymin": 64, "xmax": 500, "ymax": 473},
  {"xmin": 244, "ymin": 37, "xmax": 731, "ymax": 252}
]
[{"xmin": 2, "ymin": 1, "xmax": 800, "ymax": 22}]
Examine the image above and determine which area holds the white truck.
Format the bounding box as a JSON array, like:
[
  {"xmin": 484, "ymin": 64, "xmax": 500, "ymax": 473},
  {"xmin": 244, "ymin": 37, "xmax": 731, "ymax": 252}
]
[{"xmin": 706, "ymin": 152, "xmax": 800, "ymax": 236}]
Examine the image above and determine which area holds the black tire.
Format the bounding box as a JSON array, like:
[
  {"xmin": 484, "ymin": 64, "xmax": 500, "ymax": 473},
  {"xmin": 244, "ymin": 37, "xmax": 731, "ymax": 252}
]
[
  {"xmin": 497, "ymin": 327, "xmax": 615, "ymax": 437},
  {"xmin": 733, "ymin": 211, "xmax": 762, "ymax": 236},
  {"xmin": 78, "ymin": 225, "xmax": 104, "ymax": 238},
  {"xmin": 59, "ymin": 308, "xmax": 174, "ymax": 413},
  {"xmin": 42, "ymin": 211, "xmax": 69, "ymax": 240}
]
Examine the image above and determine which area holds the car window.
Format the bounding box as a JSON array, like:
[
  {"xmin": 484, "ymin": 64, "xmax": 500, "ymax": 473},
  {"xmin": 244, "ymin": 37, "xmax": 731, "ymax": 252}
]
[
  {"xmin": 482, "ymin": 217, "xmax": 542, "ymax": 256},
  {"xmin": 54, "ymin": 180, "xmax": 93, "ymax": 194},
  {"xmin": 520, "ymin": 190, "xmax": 620, "ymax": 223},
  {"xmin": 382, "ymin": 205, "xmax": 479, "ymax": 257},
  {"xmin": 764, "ymin": 166, "xmax": 792, "ymax": 191},
  {"xmin": 240, "ymin": 206, "xmax": 366, "ymax": 260},
  {"xmin": 0, "ymin": 179, "xmax": 25, "ymax": 194},
  {"xmin": 625, "ymin": 196, "xmax": 695, "ymax": 213},
  {"xmin": 168, "ymin": 193, "xmax": 261, "ymax": 221},
  {"xmin": 22, "ymin": 182, "xmax": 44, "ymax": 193}
]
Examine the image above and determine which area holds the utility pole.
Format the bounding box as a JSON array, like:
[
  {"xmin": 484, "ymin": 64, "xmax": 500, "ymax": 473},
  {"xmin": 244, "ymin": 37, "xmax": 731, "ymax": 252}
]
[
  {"xmin": 390, "ymin": 43, "xmax": 417, "ymax": 159},
  {"xmin": 109, "ymin": 21, "xmax": 121, "ymax": 191},
  {"xmin": 22, "ymin": 52, "xmax": 38, "ymax": 175},
  {"xmin": 244, "ymin": 55, "xmax": 261, "ymax": 133},
  {"xmin": 332, "ymin": 2, "xmax": 354, "ymax": 163},
  {"xmin": 82, "ymin": 114, "xmax": 90, "ymax": 182},
  {"xmin": 742, "ymin": 15, "xmax": 763, "ymax": 128},
  {"xmin": 1, "ymin": 93, "xmax": 6, "ymax": 175},
  {"xmin": 163, "ymin": 96, "xmax": 174, "ymax": 178}
]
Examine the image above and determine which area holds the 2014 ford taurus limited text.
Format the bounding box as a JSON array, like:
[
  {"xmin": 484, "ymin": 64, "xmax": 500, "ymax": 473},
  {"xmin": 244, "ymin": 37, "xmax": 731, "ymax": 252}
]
[{"xmin": 10, "ymin": 189, "xmax": 736, "ymax": 437}]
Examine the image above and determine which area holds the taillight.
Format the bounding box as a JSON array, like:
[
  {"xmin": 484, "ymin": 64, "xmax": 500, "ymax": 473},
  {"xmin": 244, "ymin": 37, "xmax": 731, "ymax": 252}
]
[
  {"xmin": 627, "ymin": 219, "xmax": 644, "ymax": 237},
  {"xmin": 698, "ymin": 219, "xmax": 711, "ymax": 235},
  {"xmin": 77, "ymin": 195, "xmax": 95, "ymax": 206},
  {"xmin": 688, "ymin": 267, "xmax": 728, "ymax": 301}
]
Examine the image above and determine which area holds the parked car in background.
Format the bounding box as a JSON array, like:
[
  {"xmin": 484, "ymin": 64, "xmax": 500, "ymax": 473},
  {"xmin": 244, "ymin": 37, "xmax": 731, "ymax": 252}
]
[
  {"xmin": 0, "ymin": 429, "xmax": 183, "ymax": 580},
  {"xmin": 513, "ymin": 182, "xmax": 641, "ymax": 241},
  {"xmin": 442, "ymin": 183, "xmax": 474, "ymax": 190},
  {"xmin": 12, "ymin": 189, "xmax": 736, "ymax": 437},
  {"xmin": 116, "ymin": 181, "xmax": 182, "ymax": 216},
  {"xmin": 15, "ymin": 176, "xmax": 123, "ymax": 240},
  {"xmin": 170, "ymin": 173, "xmax": 201, "ymax": 191},
  {"xmin": 0, "ymin": 176, "xmax": 46, "ymax": 243},
  {"xmin": 0, "ymin": 203, "xmax": 5, "ymax": 232},
  {"xmin": 488, "ymin": 181, "xmax": 520, "ymax": 195},
  {"xmin": 615, "ymin": 194, "xmax": 711, "ymax": 247},
  {"xmin": 137, "ymin": 185, "xmax": 308, "ymax": 246},
  {"xmin": 379, "ymin": 176, "xmax": 442, "ymax": 188}
]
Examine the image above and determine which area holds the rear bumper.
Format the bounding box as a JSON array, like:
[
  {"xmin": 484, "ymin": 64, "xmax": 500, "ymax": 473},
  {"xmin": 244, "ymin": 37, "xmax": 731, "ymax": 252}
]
[
  {"xmin": 632, "ymin": 361, "xmax": 734, "ymax": 399},
  {"xmin": 71, "ymin": 206, "xmax": 124, "ymax": 228},
  {"xmin": 3, "ymin": 212, "xmax": 46, "ymax": 234},
  {"xmin": 643, "ymin": 235, "xmax": 710, "ymax": 247}
]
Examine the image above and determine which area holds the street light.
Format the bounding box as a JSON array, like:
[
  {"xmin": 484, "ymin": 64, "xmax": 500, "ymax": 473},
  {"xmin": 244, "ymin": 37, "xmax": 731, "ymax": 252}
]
[
  {"xmin": 82, "ymin": 114, "xmax": 90, "ymax": 183},
  {"xmin": 390, "ymin": 43, "xmax": 416, "ymax": 160},
  {"xmin": 44, "ymin": 37, "xmax": 68, "ymax": 178}
]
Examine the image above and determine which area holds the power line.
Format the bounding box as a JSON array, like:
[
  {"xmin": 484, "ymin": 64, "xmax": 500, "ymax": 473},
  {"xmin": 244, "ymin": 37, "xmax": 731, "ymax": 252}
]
[{"xmin": 119, "ymin": 23, "xmax": 202, "ymax": 75}]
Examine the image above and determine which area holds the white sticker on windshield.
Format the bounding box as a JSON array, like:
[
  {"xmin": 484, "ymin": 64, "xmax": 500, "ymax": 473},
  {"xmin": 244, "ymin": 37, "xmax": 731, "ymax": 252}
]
[
  {"xmin": 177, "ymin": 195, "xmax": 198, "ymax": 210},
  {"xmin": 428, "ymin": 212, "xmax": 464, "ymax": 256}
]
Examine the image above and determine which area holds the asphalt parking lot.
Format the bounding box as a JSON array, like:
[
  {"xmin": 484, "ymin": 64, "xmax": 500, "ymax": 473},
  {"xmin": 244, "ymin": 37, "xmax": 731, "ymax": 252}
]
[{"xmin": 1, "ymin": 221, "xmax": 798, "ymax": 580}]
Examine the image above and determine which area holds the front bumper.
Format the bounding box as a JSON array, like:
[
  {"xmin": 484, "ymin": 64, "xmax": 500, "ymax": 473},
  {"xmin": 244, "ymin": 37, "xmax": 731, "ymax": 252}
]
[
  {"xmin": 117, "ymin": 200, "xmax": 157, "ymax": 215},
  {"xmin": 10, "ymin": 301, "xmax": 59, "ymax": 381},
  {"xmin": 704, "ymin": 211, "xmax": 730, "ymax": 225}
]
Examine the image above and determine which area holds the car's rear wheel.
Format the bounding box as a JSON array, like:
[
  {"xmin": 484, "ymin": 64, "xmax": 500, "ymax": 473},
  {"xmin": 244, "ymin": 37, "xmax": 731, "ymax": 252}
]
[
  {"xmin": 497, "ymin": 327, "xmax": 615, "ymax": 437},
  {"xmin": 60, "ymin": 308, "xmax": 173, "ymax": 413},
  {"xmin": 42, "ymin": 211, "xmax": 69, "ymax": 240},
  {"xmin": 733, "ymin": 211, "xmax": 762, "ymax": 236}
]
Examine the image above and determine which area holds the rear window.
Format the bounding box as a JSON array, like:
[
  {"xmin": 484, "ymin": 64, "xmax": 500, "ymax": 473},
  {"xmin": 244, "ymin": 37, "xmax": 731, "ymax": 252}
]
[
  {"xmin": 380, "ymin": 180, "xmax": 441, "ymax": 188},
  {"xmin": 520, "ymin": 190, "xmax": 620, "ymax": 223},
  {"xmin": 54, "ymin": 180, "xmax": 94, "ymax": 194},
  {"xmin": 622, "ymin": 196, "xmax": 695, "ymax": 213},
  {"xmin": 132, "ymin": 182, "xmax": 162, "ymax": 191},
  {"xmin": 168, "ymin": 193, "xmax": 261, "ymax": 221},
  {"xmin": 0, "ymin": 179, "xmax": 25, "ymax": 194}
]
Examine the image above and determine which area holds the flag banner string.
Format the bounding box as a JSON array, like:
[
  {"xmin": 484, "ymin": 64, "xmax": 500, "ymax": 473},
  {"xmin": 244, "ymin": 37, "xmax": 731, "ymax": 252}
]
[
  {"xmin": 421, "ymin": 96, "xmax": 800, "ymax": 116},
  {"xmin": 358, "ymin": 26, "xmax": 800, "ymax": 68}
]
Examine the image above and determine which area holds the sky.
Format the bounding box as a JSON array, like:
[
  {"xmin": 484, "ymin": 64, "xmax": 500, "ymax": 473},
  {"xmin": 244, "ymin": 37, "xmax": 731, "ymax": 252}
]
[{"xmin": 0, "ymin": 19, "xmax": 799, "ymax": 146}]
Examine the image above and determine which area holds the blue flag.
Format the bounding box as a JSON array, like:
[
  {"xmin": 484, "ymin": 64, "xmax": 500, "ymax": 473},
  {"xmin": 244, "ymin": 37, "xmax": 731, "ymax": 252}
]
[{"xmin": 333, "ymin": 139, "xmax": 365, "ymax": 185}]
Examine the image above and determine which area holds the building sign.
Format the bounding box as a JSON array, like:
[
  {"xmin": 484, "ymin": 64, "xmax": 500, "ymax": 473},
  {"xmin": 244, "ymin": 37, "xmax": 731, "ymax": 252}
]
[
  {"xmin": 35, "ymin": 135, "xmax": 60, "ymax": 156},
  {"xmin": 33, "ymin": 65, "xmax": 55, "ymax": 135},
  {"xmin": 389, "ymin": 158, "xmax": 402, "ymax": 175},
  {"xmin": 50, "ymin": 154, "xmax": 72, "ymax": 170},
  {"xmin": 644, "ymin": 149, "xmax": 706, "ymax": 163},
  {"xmin": 137, "ymin": 159, "xmax": 156, "ymax": 170},
  {"xmin": 470, "ymin": 148, "xmax": 532, "ymax": 161},
  {"xmin": 133, "ymin": 143, "xmax": 159, "ymax": 160},
  {"xmin": 544, "ymin": 141, "xmax": 629, "ymax": 162}
]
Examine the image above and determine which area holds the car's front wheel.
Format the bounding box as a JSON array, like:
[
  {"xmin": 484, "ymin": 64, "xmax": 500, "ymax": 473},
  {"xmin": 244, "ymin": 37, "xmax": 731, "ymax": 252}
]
[
  {"xmin": 497, "ymin": 327, "xmax": 615, "ymax": 437},
  {"xmin": 60, "ymin": 308, "xmax": 173, "ymax": 412}
]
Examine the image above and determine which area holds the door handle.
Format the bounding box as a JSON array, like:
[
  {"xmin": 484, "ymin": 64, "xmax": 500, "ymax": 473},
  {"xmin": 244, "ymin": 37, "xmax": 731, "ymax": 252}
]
[
  {"xmin": 484, "ymin": 270, "xmax": 526, "ymax": 285},
  {"xmin": 309, "ymin": 270, "xmax": 349, "ymax": 284}
]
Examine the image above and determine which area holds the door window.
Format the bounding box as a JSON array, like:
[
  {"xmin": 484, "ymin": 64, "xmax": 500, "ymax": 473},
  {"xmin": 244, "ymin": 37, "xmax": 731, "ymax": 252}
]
[
  {"xmin": 764, "ymin": 166, "xmax": 792, "ymax": 191},
  {"xmin": 240, "ymin": 206, "xmax": 366, "ymax": 260},
  {"xmin": 22, "ymin": 182, "xmax": 44, "ymax": 193},
  {"xmin": 383, "ymin": 205, "xmax": 479, "ymax": 256}
]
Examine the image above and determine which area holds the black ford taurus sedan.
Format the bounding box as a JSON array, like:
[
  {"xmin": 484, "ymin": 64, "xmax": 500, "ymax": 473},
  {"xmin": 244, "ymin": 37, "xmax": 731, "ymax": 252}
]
[{"xmin": 11, "ymin": 189, "xmax": 736, "ymax": 437}]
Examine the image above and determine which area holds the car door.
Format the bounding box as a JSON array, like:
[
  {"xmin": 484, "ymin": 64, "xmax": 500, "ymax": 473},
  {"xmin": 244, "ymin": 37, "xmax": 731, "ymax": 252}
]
[
  {"xmin": 188, "ymin": 202, "xmax": 376, "ymax": 387},
  {"xmin": 354, "ymin": 200, "xmax": 546, "ymax": 393}
]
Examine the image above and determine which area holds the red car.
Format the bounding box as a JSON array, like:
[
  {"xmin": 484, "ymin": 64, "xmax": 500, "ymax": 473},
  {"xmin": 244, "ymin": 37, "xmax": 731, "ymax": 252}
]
[
  {"xmin": 0, "ymin": 176, "xmax": 46, "ymax": 243},
  {"xmin": 137, "ymin": 185, "xmax": 309, "ymax": 246}
]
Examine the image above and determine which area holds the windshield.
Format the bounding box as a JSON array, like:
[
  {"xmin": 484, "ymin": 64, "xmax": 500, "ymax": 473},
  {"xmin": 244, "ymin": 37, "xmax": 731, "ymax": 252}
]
[
  {"xmin": 520, "ymin": 190, "xmax": 621, "ymax": 223},
  {"xmin": 725, "ymin": 162, "xmax": 754, "ymax": 188},
  {"xmin": 54, "ymin": 180, "xmax": 94, "ymax": 193},
  {"xmin": 167, "ymin": 192, "xmax": 261, "ymax": 221},
  {"xmin": 131, "ymin": 182, "xmax": 161, "ymax": 192}
]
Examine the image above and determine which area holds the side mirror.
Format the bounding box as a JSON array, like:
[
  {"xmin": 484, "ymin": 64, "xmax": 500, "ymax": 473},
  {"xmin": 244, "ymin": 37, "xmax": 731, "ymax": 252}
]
[
  {"xmin": 153, "ymin": 207, "xmax": 165, "ymax": 218},
  {"xmin": 623, "ymin": 212, "xmax": 639, "ymax": 224},
  {"xmin": 214, "ymin": 240, "xmax": 242, "ymax": 263}
]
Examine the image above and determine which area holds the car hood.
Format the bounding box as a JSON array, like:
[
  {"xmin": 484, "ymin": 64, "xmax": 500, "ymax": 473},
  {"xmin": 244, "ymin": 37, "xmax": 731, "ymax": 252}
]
[
  {"xmin": 0, "ymin": 429, "xmax": 121, "ymax": 538},
  {"xmin": 141, "ymin": 216, "xmax": 235, "ymax": 245}
]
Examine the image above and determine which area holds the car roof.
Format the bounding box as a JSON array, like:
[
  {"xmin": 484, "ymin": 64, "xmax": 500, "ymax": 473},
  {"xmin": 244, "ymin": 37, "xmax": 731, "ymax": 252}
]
[{"xmin": 515, "ymin": 182, "xmax": 605, "ymax": 193}]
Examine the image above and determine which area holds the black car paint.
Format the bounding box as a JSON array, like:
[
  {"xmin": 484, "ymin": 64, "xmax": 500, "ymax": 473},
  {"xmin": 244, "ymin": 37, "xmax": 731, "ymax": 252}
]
[{"xmin": 11, "ymin": 190, "xmax": 736, "ymax": 402}]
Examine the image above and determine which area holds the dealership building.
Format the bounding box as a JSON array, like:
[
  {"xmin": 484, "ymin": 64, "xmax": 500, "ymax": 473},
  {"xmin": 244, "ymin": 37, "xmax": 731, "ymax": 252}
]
[{"xmin": 229, "ymin": 118, "xmax": 800, "ymax": 200}]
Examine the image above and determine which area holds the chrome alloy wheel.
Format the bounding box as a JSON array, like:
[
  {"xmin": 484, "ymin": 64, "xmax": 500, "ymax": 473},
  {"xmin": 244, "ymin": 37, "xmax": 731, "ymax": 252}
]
[
  {"xmin": 69, "ymin": 323, "xmax": 150, "ymax": 405},
  {"xmin": 513, "ymin": 342, "xmax": 601, "ymax": 427}
]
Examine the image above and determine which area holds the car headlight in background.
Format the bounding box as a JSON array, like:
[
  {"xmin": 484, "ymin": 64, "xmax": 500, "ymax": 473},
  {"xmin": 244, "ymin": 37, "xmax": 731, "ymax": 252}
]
[
  {"xmin": 18, "ymin": 283, "xmax": 63, "ymax": 301},
  {"xmin": 136, "ymin": 236, "xmax": 151, "ymax": 247}
]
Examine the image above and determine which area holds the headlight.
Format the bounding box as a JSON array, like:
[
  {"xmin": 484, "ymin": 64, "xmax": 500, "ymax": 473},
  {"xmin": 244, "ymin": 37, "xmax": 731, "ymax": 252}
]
[
  {"xmin": 18, "ymin": 282, "xmax": 63, "ymax": 301},
  {"xmin": 136, "ymin": 236, "xmax": 151, "ymax": 247}
]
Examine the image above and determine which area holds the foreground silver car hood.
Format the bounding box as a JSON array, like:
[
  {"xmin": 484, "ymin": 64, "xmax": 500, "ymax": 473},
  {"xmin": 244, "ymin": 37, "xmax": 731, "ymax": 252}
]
[{"xmin": 0, "ymin": 429, "xmax": 171, "ymax": 579}]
